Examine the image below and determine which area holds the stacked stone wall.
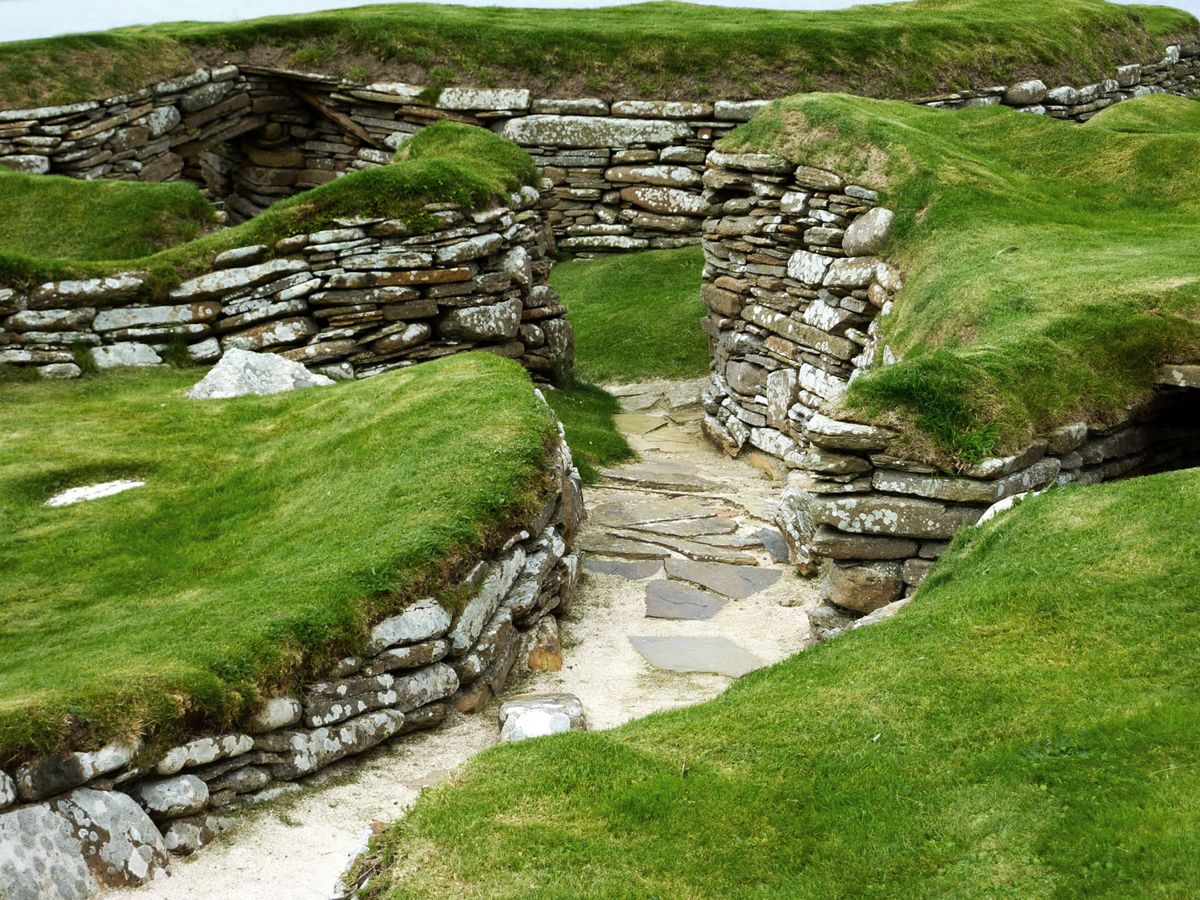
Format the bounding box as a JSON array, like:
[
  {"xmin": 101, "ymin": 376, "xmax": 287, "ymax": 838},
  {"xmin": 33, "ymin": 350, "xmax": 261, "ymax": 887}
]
[
  {"xmin": 1, "ymin": 41, "xmax": 1197, "ymax": 246},
  {"xmin": 0, "ymin": 187, "xmax": 573, "ymax": 380},
  {"xmin": 0, "ymin": 431, "xmax": 584, "ymax": 891},
  {"xmin": 699, "ymin": 151, "xmax": 1200, "ymax": 613}
]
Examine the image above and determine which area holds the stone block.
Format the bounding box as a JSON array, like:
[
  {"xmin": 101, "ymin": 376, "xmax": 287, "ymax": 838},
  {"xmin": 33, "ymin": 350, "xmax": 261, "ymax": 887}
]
[
  {"xmin": 155, "ymin": 734, "xmax": 253, "ymax": 776},
  {"xmin": 499, "ymin": 693, "xmax": 586, "ymax": 743},
  {"xmin": 245, "ymin": 697, "xmax": 303, "ymax": 734},
  {"xmin": 619, "ymin": 185, "xmax": 711, "ymax": 216},
  {"xmin": 367, "ymin": 597, "xmax": 452, "ymax": 654},
  {"xmin": 1003, "ymin": 79, "xmax": 1048, "ymax": 106},
  {"xmin": 438, "ymin": 298, "xmax": 522, "ymax": 341},
  {"xmin": 872, "ymin": 458, "xmax": 1060, "ymax": 504},
  {"xmin": 822, "ymin": 560, "xmax": 903, "ymax": 613},
  {"xmin": 448, "ymin": 548, "xmax": 526, "ymax": 654},
  {"xmin": 129, "ymin": 776, "xmax": 209, "ymax": 819},
  {"xmin": 15, "ymin": 742, "xmax": 139, "ymax": 803},
  {"xmin": 811, "ymin": 495, "xmax": 983, "ymax": 539},
  {"xmin": 604, "ymin": 164, "xmax": 702, "ymax": 188},
  {"xmin": 501, "ymin": 115, "xmax": 692, "ymax": 149},
  {"xmin": 810, "ymin": 524, "xmax": 919, "ymax": 560},
  {"xmin": 49, "ymin": 788, "xmax": 170, "ymax": 889},
  {"xmin": 804, "ymin": 414, "xmax": 898, "ymax": 451},
  {"xmin": 267, "ymin": 709, "xmax": 406, "ymax": 780},
  {"xmin": 842, "ymin": 207, "xmax": 894, "ymax": 256}
]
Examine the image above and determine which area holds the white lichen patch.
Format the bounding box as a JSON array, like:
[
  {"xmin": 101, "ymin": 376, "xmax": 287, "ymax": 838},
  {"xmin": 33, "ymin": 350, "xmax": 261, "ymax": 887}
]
[{"xmin": 45, "ymin": 480, "xmax": 144, "ymax": 508}]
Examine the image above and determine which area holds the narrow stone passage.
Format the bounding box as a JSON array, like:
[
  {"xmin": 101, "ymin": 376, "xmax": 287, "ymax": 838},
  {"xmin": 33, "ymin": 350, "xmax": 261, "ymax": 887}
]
[{"xmin": 96, "ymin": 378, "xmax": 819, "ymax": 900}]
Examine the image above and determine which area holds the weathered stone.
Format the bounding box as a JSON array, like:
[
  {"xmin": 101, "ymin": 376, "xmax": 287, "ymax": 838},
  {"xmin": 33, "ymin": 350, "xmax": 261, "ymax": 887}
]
[
  {"xmin": 438, "ymin": 298, "xmax": 522, "ymax": 341},
  {"xmin": 1045, "ymin": 422, "xmax": 1089, "ymax": 455},
  {"xmin": 94, "ymin": 302, "xmax": 222, "ymax": 333},
  {"xmin": 744, "ymin": 305, "xmax": 857, "ymax": 360},
  {"xmin": 811, "ymin": 495, "xmax": 983, "ymax": 539},
  {"xmin": 267, "ymin": 710, "xmax": 406, "ymax": 780},
  {"xmin": 48, "ymin": 788, "xmax": 170, "ymax": 889},
  {"xmin": 451, "ymin": 607, "xmax": 516, "ymax": 683},
  {"xmin": 712, "ymin": 100, "xmax": 772, "ymax": 122},
  {"xmin": 793, "ymin": 446, "xmax": 873, "ymax": 475},
  {"xmin": 367, "ymin": 598, "xmax": 452, "ymax": 654},
  {"xmin": 245, "ymin": 697, "xmax": 302, "ymax": 734},
  {"xmin": 170, "ymin": 259, "xmax": 308, "ymax": 302},
  {"xmin": 872, "ymin": 458, "xmax": 1060, "ymax": 504},
  {"xmin": 645, "ymin": 580, "xmax": 728, "ymax": 620},
  {"xmin": 499, "ymin": 693, "xmax": 585, "ymax": 743},
  {"xmin": 530, "ymin": 98, "xmax": 608, "ymax": 115},
  {"xmin": 451, "ymin": 629, "xmax": 521, "ymax": 713},
  {"xmin": 390, "ymin": 663, "xmax": 459, "ymax": 713},
  {"xmin": 629, "ymin": 635, "xmax": 764, "ymax": 678},
  {"xmin": 448, "ymin": 549, "xmax": 526, "ymax": 654},
  {"xmin": 0, "ymin": 154, "xmax": 51, "ymax": 174},
  {"xmin": 787, "ymin": 249, "xmax": 832, "ymax": 285},
  {"xmin": 810, "ymin": 525, "xmax": 918, "ymax": 560},
  {"xmin": 1157, "ymin": 364, "xmax": 1200, "ymax": 388},
  {"xmin": 4, "ymin": 308, "xmax": 95, "ymax": 332},
  {"xmin": 186, "ymin": 348, "xmax": 332, "ymax": 399},
  {"xmin": 501, "ymin": 115, "xmax": 691, "ymax": 149},
  {"xmin": 583, "ymin": 557, "xmax": 663, "ymax": 579},
  {"xmin": 962, "ymin": 441, "xmax": 1048, "ymax": 479},
  {"xmin": 1079, "ymin": 427, "xmax": 1150, "ymax": 465},
  {"xmin": 129, "ymin": 776, "xmax": 209, "ymax": 819},
  {"xmin": 0, "ymin": 803, "xmax": 99, "ymax": 898},
  {"xmin": 824, "ymin": 256, "xmax": 885, "ymax": 288},
  {"xmin": 161, "ymin": 814, "xmax": 236, "ymax": 856},
  {"xmin": 1003, "ymin": 79, "xmax": 1048, "ymax": 106},
  {"xmin": 793, "ymin": 165, "xmax": 844, "ymax": 191},
  {"xmin": 902, "ymin": 558, "xmax": 934, "ymax": 586},
  {"xmin": 612, "ymin": 99, "xmax": 711, "ymax": 118},
  {"xmin": 29, "ymin": 275, "xmax": 144, "ymax": 309},
  {"xmin": 707, "ymin": 150, "xmax": 792, "ymax": 174},
  {"xmin": 822, "ymin": 560, "xmax": 903, "ymax": 613},
  {"xmin": 92, "ymin": 343, "xmax": 162, "ymax": 368},
  {"xmin": 14, "ymin": 742, "xmax": 139, "ymax": 803},
  {"xmin": 619, "ymin": 185, "xmax": 711, "ymax": 217},
  {"xmin": 526, "ymin": 616, "xmax": 564, "ymax": 671},
  {"xmin": 662, "ymin": 558, "xmax": 781, "ymax": 599},
  {"xmin": 434, "ymin": 233, "xmax": 504, "ymax": 265},
  {"xmin": 221, "ymin": 316, "xmax": 319, "ymax": 351},
  {"xmin": 604, "ymin": 165, "xmax": 703, "ymax": 188},
  {"xmin": 437, "ymin": 87, "xmax": 531, "ymax": 110},
  {"xmin": 842, "ymin": 207, "xmax": 894, "ymax": 257},
  {"xmin": 805, "ymin": 414, "xmax": 898, "ymax": 451},
  {"xmin": 155, "ymin": 734, "xmax": 252, "ymax": 777}
]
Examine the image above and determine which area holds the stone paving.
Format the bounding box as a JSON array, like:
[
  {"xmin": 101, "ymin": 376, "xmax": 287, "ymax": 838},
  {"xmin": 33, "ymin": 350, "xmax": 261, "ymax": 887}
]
[{"xmin": 577, "ymin": 378, "xmax": 819, "ymax": 683}]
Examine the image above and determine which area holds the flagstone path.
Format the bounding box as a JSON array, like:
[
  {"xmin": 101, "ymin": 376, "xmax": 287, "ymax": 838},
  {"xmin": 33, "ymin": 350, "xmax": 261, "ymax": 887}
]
[{"xmin": 97, "ymin": 377, "xmax": 821, "ymax": 900}]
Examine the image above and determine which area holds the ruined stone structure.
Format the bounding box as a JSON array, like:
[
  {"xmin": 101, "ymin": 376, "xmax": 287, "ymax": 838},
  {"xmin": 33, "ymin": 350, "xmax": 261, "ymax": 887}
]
[
  {"xmin": 698, "ymin": 150, "xmax": 1200, "ymax": 613},
  {"xmin": 0, "ymin": 427, "xmax": 583, "ymax": 891},
  {"xmin": 0, "ymin": 186, "xmax": 574, "ymax": 380}
]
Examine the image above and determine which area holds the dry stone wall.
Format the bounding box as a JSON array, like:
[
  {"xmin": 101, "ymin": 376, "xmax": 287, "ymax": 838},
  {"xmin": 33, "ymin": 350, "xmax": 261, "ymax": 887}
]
[
  {"xmin": 699, "ymin": 152, "xmax": 1200, "ymax": 614},
  {"xmin": 1, "ymin": 41, "xmax": 1196, "ymax": 245},
  {"xmin": 0, "ymin": 188, "xmax": 574, "ymax": 380},
  {"xmin": 0, "ymin": 429, "xmax": 584, "ymax": 896}
]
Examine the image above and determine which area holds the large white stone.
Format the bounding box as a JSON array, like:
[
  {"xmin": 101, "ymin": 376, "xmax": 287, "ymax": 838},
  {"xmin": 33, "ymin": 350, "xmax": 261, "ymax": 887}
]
[
  {"xmin": 499, "ymin": 115, "xmax": 692, "ymax": 149},
  {"xmin": 92, "ymin": 343, "xmax": 162, "ymax": 368},
  {"xmin": 842, "ymin": 207, "xmax": 895, "ymax": 257},
  {"xmin": 787, "ymin": 250, "xmax": 832, "ymax": 285},
  {"xmin": 186, "ymin": 349, "xmax": 334, "ymax": 400}
]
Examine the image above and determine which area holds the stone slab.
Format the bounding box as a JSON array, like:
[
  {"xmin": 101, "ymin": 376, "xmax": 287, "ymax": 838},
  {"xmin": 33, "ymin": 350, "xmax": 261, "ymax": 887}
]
[
  {"xmin": 583, "ymin": 558, "xmax": 664, "ymax": 579},
  {"xmin": 645, "ymin": 580, "xmax": 728, "ymax": 620},
  {"xmin": 629, "ymin": 636, "xmax": 764, "ymax": 678},
  {"xmin": 610, "ymin": 530, "xmax": 758, "ymax": 565},
  {"xmin": 579, "ymin": 533, "xmax": 670, "ymax": 560},
  {"xmin": 757, "ymin": 528, "xmax": 790, "ymax": 563},
  {"xmin": 600, "ymin": 461, "xmax": 723, "ymax": 492},
  {"xmin": 614, "ymin": 413, "xmax": 669, "ymax": 435},
  {"xmin": 624, "ymin": 517, "xmax": 738, "ymax": 538},
  {"xmin": 664, "ymin": 558, "xmax": 782, "ymax": 599}
]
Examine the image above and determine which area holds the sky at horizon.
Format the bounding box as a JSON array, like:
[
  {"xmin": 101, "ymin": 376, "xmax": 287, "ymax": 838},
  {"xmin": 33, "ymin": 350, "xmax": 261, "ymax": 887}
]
[{"xmin": 1, "ymin": 0, "xmax": 1198, "ymax": 44}]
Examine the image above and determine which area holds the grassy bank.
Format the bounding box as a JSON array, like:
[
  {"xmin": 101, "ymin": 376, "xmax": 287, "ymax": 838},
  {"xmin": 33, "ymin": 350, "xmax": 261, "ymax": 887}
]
[
  {"xmin": 1, "ymin": 1, "xmax": 1197, "ymax": 110},
  {"xmin": 549, "ymin": 246, "xmax": 710, "ymax": 385},
  {"xmin": 720, "ymin": 92, "xmax": 1200, "ymax": 464},
  {"xmin": 0, "ymin": 353, "xmax": 556, "ymax": 762},
  {"xmin": 357, "ymin": 468, "xmax": 1200, "ymax": 899},
  {"xmin": 0, "ymin": 120, "xmax": 538, "ymax": 291}
]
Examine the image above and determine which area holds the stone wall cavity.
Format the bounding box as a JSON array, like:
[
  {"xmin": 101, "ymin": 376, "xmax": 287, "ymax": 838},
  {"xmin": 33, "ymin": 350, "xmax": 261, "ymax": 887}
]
[
  {"xmin": 0, "ymin": 428, "xmax": 584, "ymax": 894},
  {"xmin": 1, "ymin": 41, "xmax": 1196, "ymax": 249},
  {"xmin": 698, "ymin": 151, "xmax": 1200, "ymax": 615},
  {"xmin": 0, "ymin": 187, "xmax": 574, "ymax": 380}
]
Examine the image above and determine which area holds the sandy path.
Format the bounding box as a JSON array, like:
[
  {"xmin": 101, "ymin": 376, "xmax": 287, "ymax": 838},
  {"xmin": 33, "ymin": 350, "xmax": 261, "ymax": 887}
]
[{"xmin": 97, "ymin": 378, "xmax": 820, "ymax": 900}]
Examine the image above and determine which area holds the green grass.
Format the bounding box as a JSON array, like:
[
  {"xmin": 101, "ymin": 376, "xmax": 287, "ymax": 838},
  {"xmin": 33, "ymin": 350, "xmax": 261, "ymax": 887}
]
[
  {"xmin": 543, "ymin": 379, "xmax": 635, "ymax": 484},
  {"xmin": 720, "ymin": 93, "xmax": 1200, "ymax": 464},
  {"xmin": 549, "ymin": 247, "xmax": 710, "ymax": 384},
  {"xmin": 0, "ymin": 121, "xmax": 539, "ymax": 291},
  {"xmin": 0, "ymin": 168, "xmax": 217, "ymax": 261},
  {"xmin": 1, "ymin": 1, "xmax": 1196, "ymax": 109},
  {"xmin": 0, "ymin": 353, "xmax": 556, "ymax": 762},
  {"xmin": 357, "ymin": 468, "xmax": 1200, "ymax": 899}
]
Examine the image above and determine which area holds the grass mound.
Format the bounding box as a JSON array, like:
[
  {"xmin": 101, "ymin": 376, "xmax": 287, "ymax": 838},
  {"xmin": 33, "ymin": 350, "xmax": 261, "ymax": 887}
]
[
  {"xmin": 721, "ymin": 92, "xmax": 1200, "ymax": 464},
  {"xmin": 0, "ymin": 169, "xmax": 217, "ymax": 261},
  {"xmin": 549, "ymin": 246, "xmax": 710, "ymax": 384},
  {"xmin": 0, "ymin": 120, "xmax": 540, "ymax": 291},
  {"xmin": 357, "ymin": 469, "xmax": 1200, "ymax": 899},
  {"xmin": 0, "ymin": 1, "xmax": 1196, "ymax": 110},
  {"xmin": 0, "ymin": 353, "xmax": 556, "ymax": 762}
]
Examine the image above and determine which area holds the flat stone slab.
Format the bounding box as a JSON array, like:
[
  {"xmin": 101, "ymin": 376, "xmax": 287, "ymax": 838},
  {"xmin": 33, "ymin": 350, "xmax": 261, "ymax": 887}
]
[
  {"xmin": 687, "ymin": 533, "xmax": 764, "ymax": 550},
  {"xmin": 625, "ymin": 517, "xmax": 738, "ymax": 538},
  {"xmin": 630, "ymin": 431, "xmax": 707, "ymax": 454},
  {"xmin": 600, "ymin": 460, "xmax": 723, "ymax": 493},
  {"xmin": 583, "ymin": 558, "xmax": 664, "ymax": 579},
  {"xmin": 664, "ymin": 558, "xmax": 783, "ymax": 599},
  {"xmin": 667, "ymin": 409, "xmax": 705, "ymax": 425},
  {"xmin": 589, "ymin": 498, "xmax": 718, "ymax": 527},
  {"xmin": 610, "ymin": 530, "xmax": 758, "ymax": 565},
  {"xmin": 579, "ymin": 533, "xmax": 670, "ymax": 560},
  {"xmin": 758, "ymin": 527, "xmax": 790, "ymax": 563},
  {"xmin": 614, "ymin": 413, "xmax": 668, "ymax": 435},
  {"xmin": 645, "ymin": 581, "xmax": 727, "ymax": 620},
  {"xmin": 629, "ymin": 636, "xmax": 764, "ymax": 678}
]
